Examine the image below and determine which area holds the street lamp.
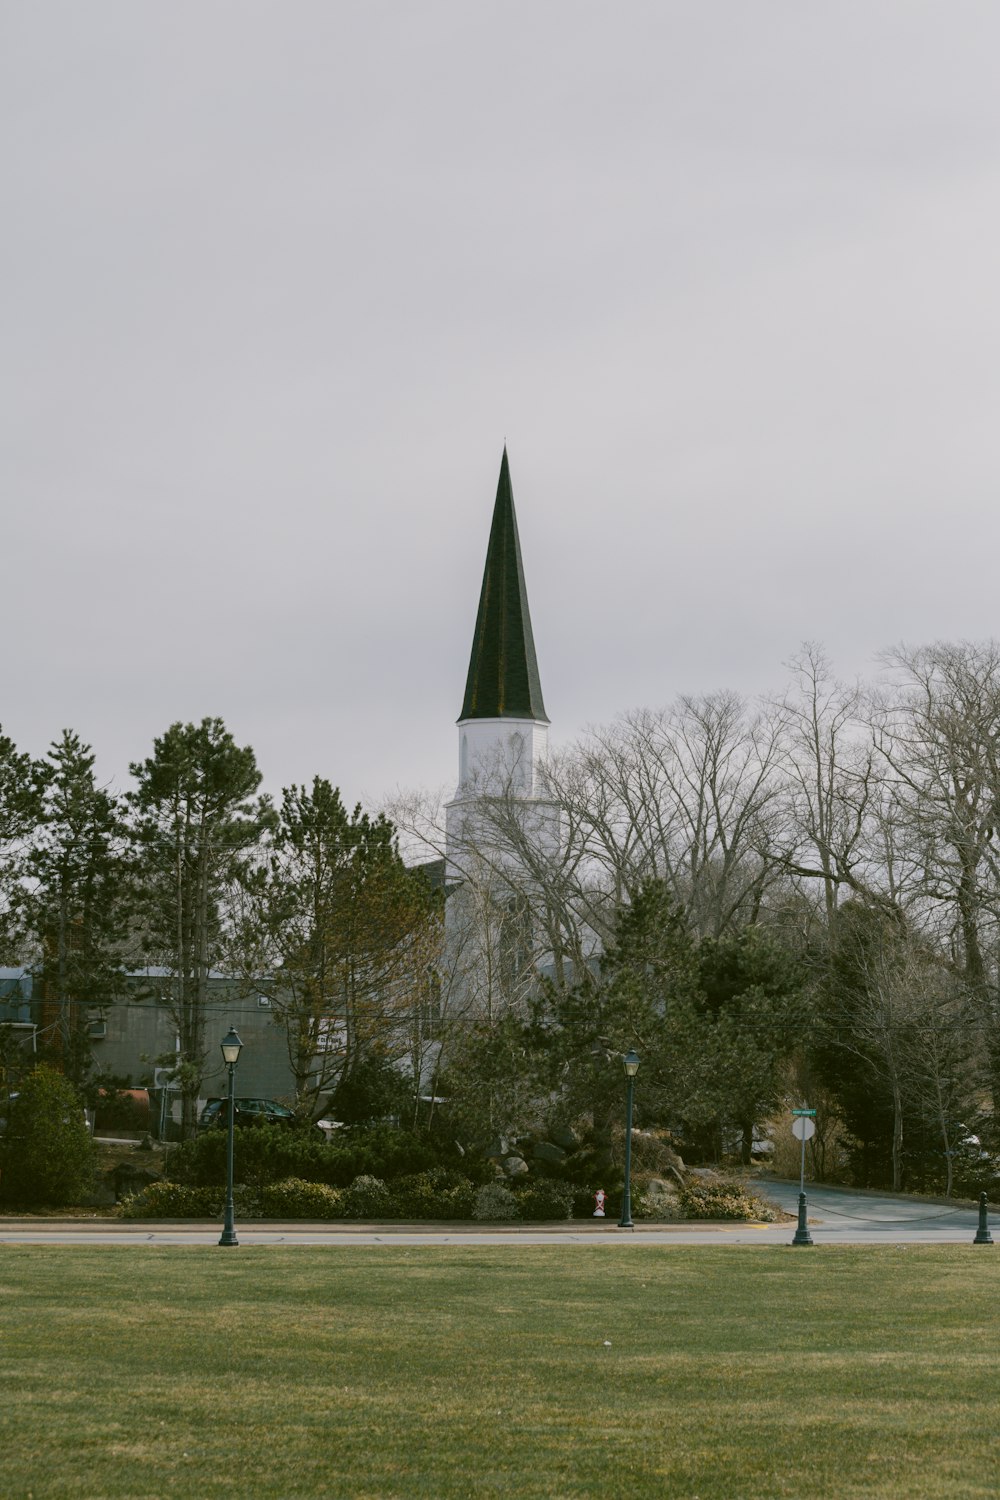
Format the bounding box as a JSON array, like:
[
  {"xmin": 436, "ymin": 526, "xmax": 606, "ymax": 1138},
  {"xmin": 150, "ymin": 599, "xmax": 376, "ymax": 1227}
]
[
  {"xmin": 619, "ymin": 1050, "xmax": 640, "ymax": 1230},
  {"xmin": 218, "ymin": 1027, "xmax": 243, "ymax": 1248}
]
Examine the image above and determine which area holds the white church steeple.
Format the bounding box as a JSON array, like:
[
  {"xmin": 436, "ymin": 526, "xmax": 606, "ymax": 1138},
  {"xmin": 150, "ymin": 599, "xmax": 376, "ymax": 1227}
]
[{"xmin": 446, "ymin": 451, "xmax": 557, "ymax": 878}]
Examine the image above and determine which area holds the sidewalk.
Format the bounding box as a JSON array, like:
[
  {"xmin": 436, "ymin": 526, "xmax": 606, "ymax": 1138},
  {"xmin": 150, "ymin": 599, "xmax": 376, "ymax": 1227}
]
[{"xmin": 0, "ymin": 1215, "xmax": 716, "ymax": 1235}]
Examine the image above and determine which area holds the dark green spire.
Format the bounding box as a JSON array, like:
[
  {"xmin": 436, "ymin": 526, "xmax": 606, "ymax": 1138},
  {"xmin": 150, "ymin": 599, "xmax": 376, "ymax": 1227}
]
[{"xmin": 459, "ymin": 450, "xmax": 549, "ymax": 724}]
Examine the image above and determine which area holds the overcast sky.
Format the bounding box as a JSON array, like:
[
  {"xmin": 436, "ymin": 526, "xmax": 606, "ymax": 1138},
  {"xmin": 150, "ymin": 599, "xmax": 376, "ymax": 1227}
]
[{"xmin": 3, "ymin": 3, "xmax": 1000, "ymax": 809}]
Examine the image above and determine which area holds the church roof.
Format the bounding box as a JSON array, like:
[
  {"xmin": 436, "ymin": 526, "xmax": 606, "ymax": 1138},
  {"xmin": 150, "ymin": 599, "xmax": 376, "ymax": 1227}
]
[{"xmin": 459, "ymin": 449, "xmax": 549, "ymax": 724}]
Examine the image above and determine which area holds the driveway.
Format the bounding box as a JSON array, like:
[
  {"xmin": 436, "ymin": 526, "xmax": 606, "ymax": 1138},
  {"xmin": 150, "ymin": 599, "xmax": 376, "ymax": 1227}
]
[{"xmin": 761, "ymin": 1178, "xmax": 996, "ymax": 1243}]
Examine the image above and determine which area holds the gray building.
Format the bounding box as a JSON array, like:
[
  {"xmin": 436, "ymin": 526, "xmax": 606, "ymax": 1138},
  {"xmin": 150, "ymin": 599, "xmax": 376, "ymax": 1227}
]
[{"xmin": 0, "ymin": 965, "xmax": 299, "ymax": 1133}]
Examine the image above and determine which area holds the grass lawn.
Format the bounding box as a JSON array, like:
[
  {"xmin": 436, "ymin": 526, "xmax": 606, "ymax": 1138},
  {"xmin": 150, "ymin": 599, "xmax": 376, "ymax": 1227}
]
[{"xmin": 2, "ymin": 1246, "xmax": 1000, "ymax": 1499}]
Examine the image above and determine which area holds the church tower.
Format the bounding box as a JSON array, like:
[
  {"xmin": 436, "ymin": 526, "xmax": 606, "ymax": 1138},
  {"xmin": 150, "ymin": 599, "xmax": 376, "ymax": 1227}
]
[{"xmin": 445, "ymin": 450, "xmax": 556, "ymax": 878}]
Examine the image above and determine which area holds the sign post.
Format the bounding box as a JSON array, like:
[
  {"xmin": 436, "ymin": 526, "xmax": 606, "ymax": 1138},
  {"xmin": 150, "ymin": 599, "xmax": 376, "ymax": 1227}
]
[{"xmin": 790, "ymin": 1109, "xmax": 816, "ymax": 1247}]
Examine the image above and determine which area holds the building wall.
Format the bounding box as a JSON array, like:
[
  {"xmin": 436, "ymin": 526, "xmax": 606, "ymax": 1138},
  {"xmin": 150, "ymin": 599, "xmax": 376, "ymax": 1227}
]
[
  {"xmin": 445, "ymin": 716, "xmax": 560, "ymax": 882},
  {"xmin": 89, "ymin": 979, "xmax": 298, "ymax": 1107}
]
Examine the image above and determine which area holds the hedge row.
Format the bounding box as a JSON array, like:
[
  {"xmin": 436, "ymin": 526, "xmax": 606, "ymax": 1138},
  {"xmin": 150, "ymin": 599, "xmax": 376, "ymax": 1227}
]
[
  {"xmin": 120, "ymin": 1171, "xmax": 579, "ymax": 1221},
  {"xmin": 120, "ymin": 1172, "xmax": 779, "ymax": 1223},
  {"xmin": 162, "ymin": 1126, "xmax": 492, "ymax": 1191}
]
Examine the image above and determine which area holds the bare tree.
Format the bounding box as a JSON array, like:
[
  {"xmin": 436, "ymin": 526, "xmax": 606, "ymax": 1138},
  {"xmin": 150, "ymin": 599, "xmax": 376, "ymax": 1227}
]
[
  {"xmin": 872, "ymin": 641, "xmax": 1000, "ymax": 1109},
  {"xmin": 825, "ymin": 905, "xmax": 980, "ymax": 1192},
  {"xmin": 552, "ymin": 693, "xmax": 788, "ymax": 940},
  {"xmin": 774, "ymin": 645, "xmax": 888, "ymax": 926}
]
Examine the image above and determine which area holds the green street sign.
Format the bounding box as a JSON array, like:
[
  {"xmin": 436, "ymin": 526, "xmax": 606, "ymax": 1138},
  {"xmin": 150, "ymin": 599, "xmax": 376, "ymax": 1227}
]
[{"xmin": 791, "ymin": 1109, "xmax": 817, "ymax": 1117}]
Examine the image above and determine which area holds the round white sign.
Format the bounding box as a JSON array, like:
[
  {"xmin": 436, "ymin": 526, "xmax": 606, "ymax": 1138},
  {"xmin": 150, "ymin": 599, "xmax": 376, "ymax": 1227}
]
[{"xmin": 792, "ymin": 1117, "xmax": 816, "ymax": 1141}]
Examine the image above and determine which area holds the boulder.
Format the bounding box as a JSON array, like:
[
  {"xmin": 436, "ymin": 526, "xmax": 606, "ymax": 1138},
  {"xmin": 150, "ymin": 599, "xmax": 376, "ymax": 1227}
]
[
  {"xmin": 110, "ymin": 1164, "xmax": 161, "ymax": 1202},
  {"xmin": 502, "ymin": 1156, "xmax": 529, "ymax": 1178},
  {"xmin": 646, "ymin": 1176, "xmax": 678, "ymax": 1195},
  {"xmin": 82, "ymin": 1182, "xmax": 118, "ymax": 1208},
  {"xmin": 531, "ymin": 1140, "xmax": 567, "ymax": 1165},
  {"xmin": 549, "ymin": 1123, "xmax": 580, "ymax": 1152}
]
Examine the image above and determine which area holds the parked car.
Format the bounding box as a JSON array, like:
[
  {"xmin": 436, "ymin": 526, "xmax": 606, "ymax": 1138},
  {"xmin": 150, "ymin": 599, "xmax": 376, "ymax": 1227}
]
[{"xmin": 199, "ymin": 1097, "xmax": 298, "ymax": 1131}]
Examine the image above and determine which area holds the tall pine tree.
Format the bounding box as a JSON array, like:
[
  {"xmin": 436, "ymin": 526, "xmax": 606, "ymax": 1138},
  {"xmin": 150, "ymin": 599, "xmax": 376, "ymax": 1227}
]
[
  {"xmin": 0, "ymin": 725, "xmax": 49, "ymax": 961},
  {"xmin": 130, "ymin": 719, "xmax": 271, "ymax": 1136},
  {"xmin": 229, "ymin": 777, "xmax": 437, "ymax": 1121},
  {"xmin": 21, "ymin": 731, "xmax": 131, "ymax": 1086}
]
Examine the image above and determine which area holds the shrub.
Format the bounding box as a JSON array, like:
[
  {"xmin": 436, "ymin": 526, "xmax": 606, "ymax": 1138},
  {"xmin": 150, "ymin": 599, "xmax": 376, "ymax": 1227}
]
[
  {"xmin": 232, "ymin": 1186, "xmax": 263, "ymax": 1218},
  {"xmin": 515, "ymin": 1181, "xmax": 575, "ymax": 1221},
  {"xmin": 473, "ymin": 1182, "xmax": 518, "ymax": 1222},
  {"xmin": 558, "ymin": 1143, "xmax": 620, "ymax": 1189},
  {"xmin": 260, "ymin": 1178, "xmax": 343, "ymax": 1219},
  {"xmin": 166, "ymin": 1128, "xmax": 336, "ymax": 1189},
  {"xmin": 167, "ymin": 1124, "xmax": 441, "ymax": 1190},
  {"xmin": 678, "ymin": 1181, "xmax": 779, "ymax": 1222},
  {"xmin": 343, "ymin": 1126, "xmax": 444, "ymax": 1181},
  {"xmin": 90, "ymin": 1077, "xmax": 149, "ymax": 1133},
  {"xmin": 628, "ymin": 1128, "xmax": 685, "ymax": 1176},
  {"xmin": 391, "ymin": 1168, "xmax": 475, "ymax": 1220},
  {"xmin": 120, "ymin": 1182, "xmax": 221, "ymax": 1218},
  {"xmin": 341, "ymin": 1174, "xmax": 392, "ymax": 1219},
  {"xmin": 634, "ymin": 1180, "xmax": 683, "ymax": 1222},
  {"xmin": 0, "ymin": 1066, "xmax": 95, "ymax": 1207},
  {"xmin": 119, "ymin": 1181, "xmax": 264, "ymax": 1219},
  {"xmin": 331, "ymin": 1057, "xmax": 414, "ymax": 1126}
]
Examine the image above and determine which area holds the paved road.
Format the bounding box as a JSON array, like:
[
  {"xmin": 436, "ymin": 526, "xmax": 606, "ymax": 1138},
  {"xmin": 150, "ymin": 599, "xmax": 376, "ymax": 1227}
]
[
  {"xmin": 761, "ymin": 1179, "xmax": 995, "ymax": 1243},
  {"xmin": 0, "ymin": 1182, "xmax": 995, "ymax": 1246}
]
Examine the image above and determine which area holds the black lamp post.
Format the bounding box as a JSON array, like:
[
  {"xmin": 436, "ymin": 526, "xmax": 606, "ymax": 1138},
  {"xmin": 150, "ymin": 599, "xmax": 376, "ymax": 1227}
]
[
  {"xmin": 619, "ymin": 1050, "xmax": 640, "ymax": 1229},
  {"xmin": 218, "ymin": 1027, "xmax": 243, "ymax": 1248}
]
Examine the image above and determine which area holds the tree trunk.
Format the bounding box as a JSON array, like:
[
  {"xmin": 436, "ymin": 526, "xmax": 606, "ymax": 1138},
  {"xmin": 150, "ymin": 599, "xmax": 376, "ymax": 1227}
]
[{"xmin": 891, "ymin": 1076, "xmax": 903, "ymax": 1192}]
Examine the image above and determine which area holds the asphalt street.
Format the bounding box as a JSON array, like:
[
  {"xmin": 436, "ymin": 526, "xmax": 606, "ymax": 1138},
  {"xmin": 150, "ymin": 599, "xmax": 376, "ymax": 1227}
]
[{"xmin": 0, "ymin": 1181, "xmax": 996, "ymax": 1246}]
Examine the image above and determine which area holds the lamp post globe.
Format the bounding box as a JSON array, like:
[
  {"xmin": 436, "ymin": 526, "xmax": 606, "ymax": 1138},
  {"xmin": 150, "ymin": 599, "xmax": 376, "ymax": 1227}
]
[
  {"xmin": 218, "ymin": 1028, "xmax": 243, "ymax": 1248},
  {"xmin": 221, "ymin": 1027, "xmax": 243, "ymax": 1067},
  {"xmin": 619, "ymin": 1051, "xmax": 640, "ymax": 1229}
]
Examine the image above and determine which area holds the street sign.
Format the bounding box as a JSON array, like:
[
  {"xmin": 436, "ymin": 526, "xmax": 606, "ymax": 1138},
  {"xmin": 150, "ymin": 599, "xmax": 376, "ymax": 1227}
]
[{"xmin": 791, "ymin": 1104, "xmax": 817, "ymax": 1243}]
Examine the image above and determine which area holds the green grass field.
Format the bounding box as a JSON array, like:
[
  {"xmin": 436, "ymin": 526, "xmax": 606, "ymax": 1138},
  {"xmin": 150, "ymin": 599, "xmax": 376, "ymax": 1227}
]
[{"xmin": 3, "ymin": 1245, "xmax": 1000, "ymax": 1499}]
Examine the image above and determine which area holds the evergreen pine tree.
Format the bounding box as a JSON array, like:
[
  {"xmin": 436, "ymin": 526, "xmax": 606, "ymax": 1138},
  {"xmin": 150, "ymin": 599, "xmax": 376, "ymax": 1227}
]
[
  {"xmin": 129, "ymin": 718, "xmax": 271, "ymax": 1136},
  {"xmin": 21, "ymin": 731, "xmax": 131, "ymax": 1086},
  {"xmin": 0, "ymin": 725, "xmax": 49, "ymax": 960},
  {"xmin": 229, "ymin": 777, "xmax": 437, "ymax": 1121}
]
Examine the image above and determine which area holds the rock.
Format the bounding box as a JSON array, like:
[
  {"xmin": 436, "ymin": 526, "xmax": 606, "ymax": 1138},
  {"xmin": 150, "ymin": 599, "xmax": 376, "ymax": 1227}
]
[
  {"xmin": 110, "ymin": 1164, "xmax": 161, "ymax": 1202},
  {"xmin": 483, "ymin": 1138, "xmax": 509, "ymax": 1161},
  {"xmin": 531, "ymin": 1140, "xmax": 567, "ymax": 1165},
  {"xmin": 502, "ymin": 1156, "xmax": 529, "ymax": 1177},
  {"xmin": 82, "ymin": 1183, "xmax": 118, "ymax": 1207},
  {"xmin": 549, "ymin": 1123, "xmax": 580, "ymax": 1152}
]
